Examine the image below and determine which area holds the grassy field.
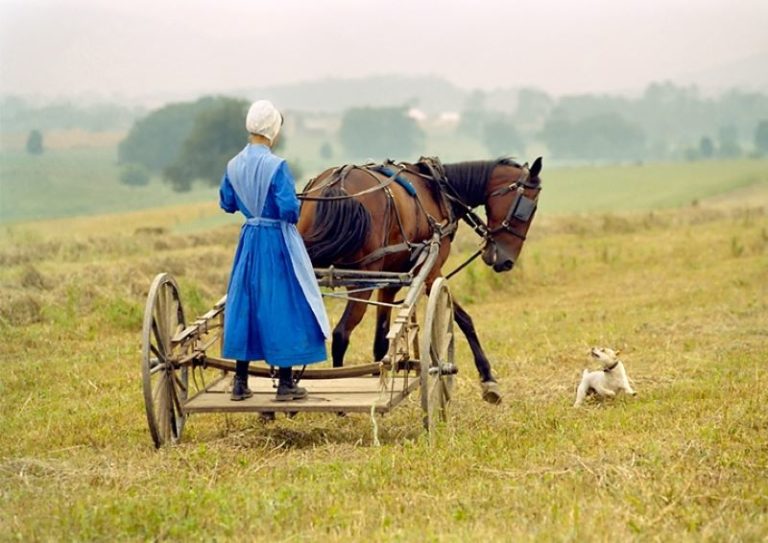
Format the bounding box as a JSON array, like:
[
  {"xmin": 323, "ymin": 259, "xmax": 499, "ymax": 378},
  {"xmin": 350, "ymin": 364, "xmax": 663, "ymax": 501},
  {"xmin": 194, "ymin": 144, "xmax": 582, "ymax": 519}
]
[
  {"xmin": 2, "ymin": 135, "xmax": 767, "ymax": 225},
  {"xmin": 1, "ymin": 157, "xmax": 767, "ymax": 540},
  {"xmin": 0, "ymin": 148, "xmax": 221, "ymax": 224}
]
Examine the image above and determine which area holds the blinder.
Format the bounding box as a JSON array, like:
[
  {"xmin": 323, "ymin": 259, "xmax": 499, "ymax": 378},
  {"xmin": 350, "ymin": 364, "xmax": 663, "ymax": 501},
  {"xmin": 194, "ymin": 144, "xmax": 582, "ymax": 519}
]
[
  {"xmin": 511, "ymin": 193, "xmax": 537, "ymax": 222},
  {"xmin": 487, "ymin": 169, "xmax": 540, "ymax": 240}
]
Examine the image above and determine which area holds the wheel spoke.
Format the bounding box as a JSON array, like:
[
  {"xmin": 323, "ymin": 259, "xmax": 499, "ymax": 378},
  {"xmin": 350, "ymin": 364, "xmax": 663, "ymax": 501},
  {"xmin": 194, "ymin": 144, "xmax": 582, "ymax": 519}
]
[
  {"xmin": 430, "ymin": 344, "xmax": 440, "ymax": 366},
  {"xmin": 439, "ymin": 380, "xmax": 449, "ymax": 415},
  {"xmin": 154, "ymin": 291, "xmax": 168, "ymax": 350},
  {"xmin": 430, "ymin": 379, "xmax": 441, "ymax": 407},
  {"xmin": 165, "ymin": 286, "xmax": 179, "ymax": 331},
  {"xmin": 149, "ymin": 343, "xmax": 166, "ymax": 363},
  {"xmin": 152, "ymin": 319, "xmax": 167, "ymax": 357},
  {"xmin": 155, "ymin": 375, "xmax": 168, "ymax": 440},
  {"xmin": 168, "ymin": 370, "xmax": 183, "ymax": 440},
  {"xmin": 172, "ymin": 370, "xmax": 188, "ymax": 394},
  {"xmin": 439, "ymin": 305, "xmax": 453, "ymax": 362},
  {"xmin": 169, "ymin": 409, "xmax": 178, "ymax": 439},
  {"xmin": 168, "ymin": 373, "xmax": 184, "ymax": 419},
  {"xmin": 153, "ymin": 371, "xmax": 167, "ymax": 406},
  {"xmin": 442, "ymin": 373, "xmax": 454, "ymax": 402},
  {"xmin": 149, "ymin": 358, "xmax": 166, "ymax": 375},
  {"xmin": 162, "ymin": 377, "xmax": 175, "ymax": 440}
]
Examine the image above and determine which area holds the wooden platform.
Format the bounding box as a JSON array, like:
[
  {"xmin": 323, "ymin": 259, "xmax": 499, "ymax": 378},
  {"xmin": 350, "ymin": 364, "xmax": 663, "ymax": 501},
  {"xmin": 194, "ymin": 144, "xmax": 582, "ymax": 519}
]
[{"xmin": 183, "ymin": 375, "xmax": 421, "ymax": 414}]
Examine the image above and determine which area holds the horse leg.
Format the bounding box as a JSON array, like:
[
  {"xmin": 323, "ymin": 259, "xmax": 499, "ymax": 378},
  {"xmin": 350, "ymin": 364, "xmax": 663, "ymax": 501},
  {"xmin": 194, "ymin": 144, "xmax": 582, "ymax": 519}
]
[
  {"xmin": 453, "ymin": 300, "xmax": 502, "ymax": 404},
  {"xmin": 373, "ymin": 287, "xmax": 400, "ymax": 361},
  {"xmin": 332, "ymin": 291, "xmax": 372, "ymax": 367}
]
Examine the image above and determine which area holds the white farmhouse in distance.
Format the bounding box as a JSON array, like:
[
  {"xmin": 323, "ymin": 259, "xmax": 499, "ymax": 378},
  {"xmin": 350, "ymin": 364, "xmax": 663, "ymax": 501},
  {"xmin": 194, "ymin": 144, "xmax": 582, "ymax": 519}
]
[
  {"xmin": 436, "ymin": 111, "xmax": 460, "ymax": 127},
  {"xmin": 407, "ymin": 107, "xmax": 428, "ymax": 122}
]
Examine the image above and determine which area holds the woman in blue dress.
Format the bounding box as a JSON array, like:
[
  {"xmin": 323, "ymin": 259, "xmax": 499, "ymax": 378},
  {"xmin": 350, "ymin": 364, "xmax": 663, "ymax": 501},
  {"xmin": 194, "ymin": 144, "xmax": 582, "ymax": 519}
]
[{"xmin": 219, "ymin": 100, "xmax": 330, "ymax": 401}]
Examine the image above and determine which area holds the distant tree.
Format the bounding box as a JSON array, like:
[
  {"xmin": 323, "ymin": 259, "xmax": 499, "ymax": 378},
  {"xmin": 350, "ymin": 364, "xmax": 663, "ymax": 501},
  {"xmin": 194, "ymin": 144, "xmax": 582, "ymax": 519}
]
[
  {"xmin": 698, "ymin": 136, "xmax": 714, "ymax": 159},
  {"xmin": 540, "ymin": 113, "xmax": 645, "ymax": 161},
  {"xmin": 119, "ymin": 164, "xmax": 150, "ymax": 187},
  {"xmin": 118, "ymin": 96, "xmax": 235, "ymax": 173},
  {"xmin": 755, "ymin": 120, "xmax": 768, "ymax": 155},
  {"xmin": 457, "ymin": 109, "xmax": 489, "ymax": 139},
  {"xmin": 163, "ymin": 98, "xmax": 248, "ymax": 192},
  {"xmin": 684, "ymin": 147, "xmax": 700, "ymax": 161},
  {"xmin": 319, "ymin": 141, "xmax": 333, "ymax": 160},
  {"xmin": 1, "ymin": 96, "xmax": 140, "ymax": 133},
  {"xmin": 339, "ymin": 107, "xmax": 424, "ymax": 159},
  {"xmin": 26, "ymin": 129, "xmax": 44, "ymax": 155},
  {"xmin": 482, "ymin": 118, "xmax": 524, "ymax": 158},
  {"xmin": 538, "ymin": 117, "xmax": 572, "ymax": 158},
  {"xmin": 457, "ymin": 90, "xmax": 489, "ymax": 138},
  {"xmin": 514, "ymin": 88, "xmax": 554, "ymax": 126},
  {"xmin": 717, "ymin": 125, "xmax": 741, "ymax": 158}
]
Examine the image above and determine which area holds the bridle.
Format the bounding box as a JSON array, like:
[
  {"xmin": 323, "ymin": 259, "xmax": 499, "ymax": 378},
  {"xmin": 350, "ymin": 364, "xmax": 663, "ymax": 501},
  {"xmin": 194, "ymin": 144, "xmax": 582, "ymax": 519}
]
[
  {"xmin": 440, "ymin": 163, "xmax": 541, "ymax": 278},
  {"xmin": 298, "ymin": 158, "xmax": 540, "ymax": 278},
  {"xmin": 484, "ymin": 166, "xmax": 541, "ymax": 241},
  {"xmin": 442, "ymin": 163, "xmax": 541, "ymax": 244}
]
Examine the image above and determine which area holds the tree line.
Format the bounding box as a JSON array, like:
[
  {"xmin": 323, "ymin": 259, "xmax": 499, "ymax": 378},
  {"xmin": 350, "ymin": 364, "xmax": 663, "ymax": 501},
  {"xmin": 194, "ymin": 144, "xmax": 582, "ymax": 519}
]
[
  {"xmin": 112, "ymin": 83, "xmax": 768, "ymax": 191},
  {"xmin": 115, "ymin": 100, "xmax": 521, "ymax": 191},
  {"xmin": 1, "ymin": 96, "xmax": 140, "ymax": 133},
  {"xmin": 467, "ymin": 83, "xmax": 768, "ymax": 162}
]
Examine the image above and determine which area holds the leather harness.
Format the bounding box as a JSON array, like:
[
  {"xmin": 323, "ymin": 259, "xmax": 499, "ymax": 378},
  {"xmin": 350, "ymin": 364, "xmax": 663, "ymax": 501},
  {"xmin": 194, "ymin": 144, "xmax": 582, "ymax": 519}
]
[{"xmin": 298, "ymin": 157, "xmax": 538, "ymax": 272}]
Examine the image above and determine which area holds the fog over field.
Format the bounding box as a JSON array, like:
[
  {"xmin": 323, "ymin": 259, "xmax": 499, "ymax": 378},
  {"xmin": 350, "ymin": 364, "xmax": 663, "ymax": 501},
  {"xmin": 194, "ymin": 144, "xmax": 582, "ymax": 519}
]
[{"xmin": 1, "ymin": 0, "xmax": 767, "ymax": 101}]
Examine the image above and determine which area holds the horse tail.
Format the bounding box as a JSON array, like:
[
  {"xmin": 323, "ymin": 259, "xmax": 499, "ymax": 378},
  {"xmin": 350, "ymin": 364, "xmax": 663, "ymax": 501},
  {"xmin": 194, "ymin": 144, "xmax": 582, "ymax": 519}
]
[{"xmin": 304, "ymin": 186, "xmax": 371, "ymax": 268}]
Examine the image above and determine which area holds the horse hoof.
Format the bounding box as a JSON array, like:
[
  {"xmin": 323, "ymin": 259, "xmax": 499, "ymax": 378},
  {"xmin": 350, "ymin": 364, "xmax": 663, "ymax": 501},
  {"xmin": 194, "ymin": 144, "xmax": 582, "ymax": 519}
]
[{"xmin": 481, "ymin": 381, "xmax": 502, "ymax": 405}]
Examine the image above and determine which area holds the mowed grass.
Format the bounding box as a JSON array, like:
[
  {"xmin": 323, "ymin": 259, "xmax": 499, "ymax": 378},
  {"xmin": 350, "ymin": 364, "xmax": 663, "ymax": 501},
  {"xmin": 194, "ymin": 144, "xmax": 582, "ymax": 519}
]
[{"xmin": 1, "ymin": 187, "xmax": 767, "ymax": 540}]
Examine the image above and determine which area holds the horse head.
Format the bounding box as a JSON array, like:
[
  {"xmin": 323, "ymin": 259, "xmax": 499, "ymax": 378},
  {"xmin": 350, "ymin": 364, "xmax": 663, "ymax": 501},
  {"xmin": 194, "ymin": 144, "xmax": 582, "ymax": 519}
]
[{"xmin": 482, "ymin": 157, "xmax": 542, "ymax": 272}]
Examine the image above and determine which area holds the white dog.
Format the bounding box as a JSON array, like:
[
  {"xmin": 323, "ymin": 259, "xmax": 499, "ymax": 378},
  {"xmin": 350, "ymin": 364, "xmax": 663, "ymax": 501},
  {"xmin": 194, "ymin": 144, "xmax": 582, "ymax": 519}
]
[{"xmin": 573, "ymin": 348, "xmax": 636, "ymax": 407}]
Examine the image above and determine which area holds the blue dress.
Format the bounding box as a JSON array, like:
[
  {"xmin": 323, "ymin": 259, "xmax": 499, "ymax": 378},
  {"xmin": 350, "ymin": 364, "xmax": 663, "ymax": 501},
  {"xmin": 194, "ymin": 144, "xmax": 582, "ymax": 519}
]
[{"xmin": 219, "ymin": 144, "xmax": 329, "ymax": 367}]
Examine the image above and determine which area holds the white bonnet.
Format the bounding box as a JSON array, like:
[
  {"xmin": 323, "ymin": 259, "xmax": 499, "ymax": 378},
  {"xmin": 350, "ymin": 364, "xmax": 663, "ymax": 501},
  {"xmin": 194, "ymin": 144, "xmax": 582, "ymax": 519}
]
[{"xmin": 245, "ymin": 100, "xmax": 282, "ymax": 143}]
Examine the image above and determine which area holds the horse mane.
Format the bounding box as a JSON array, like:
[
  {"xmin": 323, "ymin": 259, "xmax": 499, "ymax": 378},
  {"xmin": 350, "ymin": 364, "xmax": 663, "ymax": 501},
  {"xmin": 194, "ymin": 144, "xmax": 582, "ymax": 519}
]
[
  {"xmin": 303, "ymin": 180, "xmax": 372, "ymax": 268},
  {"xmin": 442, "ymin": 157, "xmax": 521, "ymax": 208}
]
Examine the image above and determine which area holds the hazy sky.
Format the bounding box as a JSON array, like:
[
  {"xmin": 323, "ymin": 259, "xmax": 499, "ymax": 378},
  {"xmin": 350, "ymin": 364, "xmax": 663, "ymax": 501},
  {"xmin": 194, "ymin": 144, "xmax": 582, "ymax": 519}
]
[{"xmin": 1, "ymin": 0, "xmax": 767, "ymax": 100}]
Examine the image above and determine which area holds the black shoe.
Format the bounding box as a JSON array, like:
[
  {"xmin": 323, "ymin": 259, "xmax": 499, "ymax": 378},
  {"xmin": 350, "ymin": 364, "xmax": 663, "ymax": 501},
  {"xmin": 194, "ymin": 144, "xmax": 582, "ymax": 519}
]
[
  {"xmin": 230, "ymin": 375, "xmax": 252, "ymax": 401},
  {"xmin": 275, "ymin": 383, "xmax": 307, "ymax": 401}
]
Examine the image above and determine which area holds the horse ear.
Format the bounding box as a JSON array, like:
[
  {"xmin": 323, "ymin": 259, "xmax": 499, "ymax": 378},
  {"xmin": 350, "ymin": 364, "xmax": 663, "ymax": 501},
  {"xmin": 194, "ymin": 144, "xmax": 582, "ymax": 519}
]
[{"xmin": 530, "ymin": 156, "xmax": 543, "ymax": 178}]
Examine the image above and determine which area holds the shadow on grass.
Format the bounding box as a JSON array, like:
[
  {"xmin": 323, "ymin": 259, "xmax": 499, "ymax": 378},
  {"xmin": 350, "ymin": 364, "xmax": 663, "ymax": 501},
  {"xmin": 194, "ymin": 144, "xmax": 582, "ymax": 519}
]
[{"xmin": 182, "ymin": 409, "xmax": 426, "ymax": 451}]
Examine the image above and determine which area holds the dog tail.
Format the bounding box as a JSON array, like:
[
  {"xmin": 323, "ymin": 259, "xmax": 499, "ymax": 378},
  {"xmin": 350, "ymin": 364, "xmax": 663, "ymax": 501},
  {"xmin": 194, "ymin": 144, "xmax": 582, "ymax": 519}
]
[{"xmin": 582, "ymin": 369, "xmax": 589, "ymax": 377}]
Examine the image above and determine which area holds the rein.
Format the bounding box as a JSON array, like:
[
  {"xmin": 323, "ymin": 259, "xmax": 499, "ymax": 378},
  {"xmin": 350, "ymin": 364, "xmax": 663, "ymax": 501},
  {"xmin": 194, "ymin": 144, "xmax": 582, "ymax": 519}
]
[
  {"xmin": 299, "ymin": 158, "xmax": 539, "ymax": 277},
  {"xmin": 438, "ymin": 163, "xmax": 540, "ymax": 279},
  {"xmin": 298, "ymin": 165, "xmax": 398, "ymax": 201},
  {"xmin": 299, "ymin": 162, "xmax": 455, "ymax": 269}
]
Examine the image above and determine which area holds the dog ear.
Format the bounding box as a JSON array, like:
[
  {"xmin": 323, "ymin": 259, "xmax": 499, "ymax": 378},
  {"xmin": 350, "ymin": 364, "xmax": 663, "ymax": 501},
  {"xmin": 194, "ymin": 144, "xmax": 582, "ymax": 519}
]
[{"xmin": 615, "ymin": 349, "xmax": 621, "ymax": 356}]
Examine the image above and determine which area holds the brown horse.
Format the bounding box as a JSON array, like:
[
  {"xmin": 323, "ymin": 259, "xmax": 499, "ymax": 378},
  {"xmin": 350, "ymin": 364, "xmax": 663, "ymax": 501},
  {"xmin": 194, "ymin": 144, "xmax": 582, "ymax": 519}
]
[{"xmin": 297, "ymin": 156, "xmax": 542, "ymax": 403}]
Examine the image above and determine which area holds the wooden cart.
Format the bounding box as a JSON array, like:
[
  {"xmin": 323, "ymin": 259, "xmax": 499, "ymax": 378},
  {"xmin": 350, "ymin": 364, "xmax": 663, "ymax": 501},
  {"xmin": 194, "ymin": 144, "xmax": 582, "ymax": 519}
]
[{"xmin": 141, "ymin": 233, "xmax": 457, "ymax": 447}]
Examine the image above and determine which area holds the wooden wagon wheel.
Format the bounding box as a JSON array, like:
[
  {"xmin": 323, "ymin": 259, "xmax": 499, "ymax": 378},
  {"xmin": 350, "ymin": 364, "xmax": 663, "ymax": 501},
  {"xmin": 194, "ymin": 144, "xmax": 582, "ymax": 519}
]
[
  {"xmin": 141, "ymin": 273, "xmax": 188, "ymax": 448},
  {"xmin": 419, "ymin": 277, "xmax": 456, "ymax": 434}
]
